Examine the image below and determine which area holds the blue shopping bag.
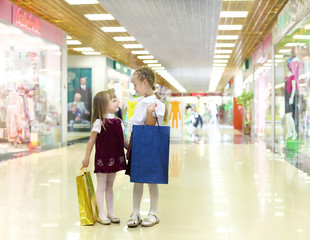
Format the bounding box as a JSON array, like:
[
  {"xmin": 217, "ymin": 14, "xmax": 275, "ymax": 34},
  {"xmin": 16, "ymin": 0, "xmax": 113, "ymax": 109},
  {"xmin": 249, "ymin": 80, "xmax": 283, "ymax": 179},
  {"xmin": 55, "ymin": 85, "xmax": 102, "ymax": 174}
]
[{"xmin": 131, "ymin": 124, "xmax": 170, "ymax": 184}]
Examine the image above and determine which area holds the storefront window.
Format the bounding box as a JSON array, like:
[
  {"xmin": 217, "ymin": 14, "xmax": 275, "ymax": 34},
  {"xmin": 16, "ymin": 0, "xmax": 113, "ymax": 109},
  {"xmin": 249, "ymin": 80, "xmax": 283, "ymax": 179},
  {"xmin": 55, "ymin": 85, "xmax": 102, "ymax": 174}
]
[
  {"xmin": 275, "ymin": 14, "xmax": 310, "ymax": 157},
  {"xmin": 0, "ymin": 22, "xmax": 61, "ymax": 154}
]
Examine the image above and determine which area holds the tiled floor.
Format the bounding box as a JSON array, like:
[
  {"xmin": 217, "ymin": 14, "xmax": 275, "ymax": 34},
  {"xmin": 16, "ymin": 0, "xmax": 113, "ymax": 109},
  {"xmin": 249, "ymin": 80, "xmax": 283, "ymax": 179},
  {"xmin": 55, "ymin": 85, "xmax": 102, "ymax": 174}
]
[{"xmin": 1, "ymin": 127, "xmax": 310, "ymax": 240}]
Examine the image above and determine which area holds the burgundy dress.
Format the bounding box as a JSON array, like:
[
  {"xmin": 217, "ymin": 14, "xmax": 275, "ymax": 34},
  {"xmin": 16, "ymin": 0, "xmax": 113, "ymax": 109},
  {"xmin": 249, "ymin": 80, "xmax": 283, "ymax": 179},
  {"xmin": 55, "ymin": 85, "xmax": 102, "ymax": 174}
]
[{"xmin": 94, "ymin": 118, "xmax": 126, "ymax": 173}]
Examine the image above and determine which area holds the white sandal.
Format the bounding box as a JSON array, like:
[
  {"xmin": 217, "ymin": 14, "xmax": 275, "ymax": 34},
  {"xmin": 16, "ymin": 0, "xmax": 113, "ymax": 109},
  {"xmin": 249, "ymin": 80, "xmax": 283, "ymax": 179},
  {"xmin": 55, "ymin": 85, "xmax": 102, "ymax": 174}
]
[
  {"xmin": 141, "ymin": 213, "xmax": 159, "ymax": 227},
  {"xmin": 127, "ymin": 213, "xmax": 142, "ymax": 228}
]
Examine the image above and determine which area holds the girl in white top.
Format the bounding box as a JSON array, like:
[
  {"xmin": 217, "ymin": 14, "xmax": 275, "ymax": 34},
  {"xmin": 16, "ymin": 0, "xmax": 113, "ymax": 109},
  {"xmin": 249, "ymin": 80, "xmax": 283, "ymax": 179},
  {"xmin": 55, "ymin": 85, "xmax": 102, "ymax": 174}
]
[
  {"xmin": 126, "ymin": 67, "xmax": 166, "ymax": 227},
  {"xmin": 81, "ymin": 89, "xmax": 128, "ymax": 225}
]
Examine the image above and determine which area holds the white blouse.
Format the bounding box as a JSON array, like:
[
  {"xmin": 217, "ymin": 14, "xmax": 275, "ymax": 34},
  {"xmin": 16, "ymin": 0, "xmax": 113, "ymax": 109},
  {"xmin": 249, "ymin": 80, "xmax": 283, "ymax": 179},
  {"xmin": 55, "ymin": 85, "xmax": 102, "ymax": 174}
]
[
  {"xmin": 92, "ymin": 114, "xmax": 124, "ymax": 133},
  {"xmin": 128, "ymin": 95, "xmax": 165, "ymax": 133}
]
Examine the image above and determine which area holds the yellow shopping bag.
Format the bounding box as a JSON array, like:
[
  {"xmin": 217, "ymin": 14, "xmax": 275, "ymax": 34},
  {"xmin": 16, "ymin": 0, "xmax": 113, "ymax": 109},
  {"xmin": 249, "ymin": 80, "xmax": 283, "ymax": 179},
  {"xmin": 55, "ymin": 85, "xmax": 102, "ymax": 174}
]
[{"xmin": 76, "ymin": 168, "xmax": 98, "ymax": 225}]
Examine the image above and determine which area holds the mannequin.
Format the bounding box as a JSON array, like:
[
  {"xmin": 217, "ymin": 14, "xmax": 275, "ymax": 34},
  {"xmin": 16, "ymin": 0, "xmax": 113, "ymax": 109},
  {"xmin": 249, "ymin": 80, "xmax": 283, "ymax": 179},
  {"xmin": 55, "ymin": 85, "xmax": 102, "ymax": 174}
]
[{"xmin": 284, "ymin": 57, "xmax": 299, "ymax": 140}]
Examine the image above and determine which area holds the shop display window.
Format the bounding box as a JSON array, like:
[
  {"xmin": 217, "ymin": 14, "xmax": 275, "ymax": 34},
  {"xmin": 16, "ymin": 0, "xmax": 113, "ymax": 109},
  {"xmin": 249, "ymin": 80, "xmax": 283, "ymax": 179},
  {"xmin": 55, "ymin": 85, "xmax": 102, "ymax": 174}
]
[
  {"xmin": 274, "ymin": 14, "xmax": 310, "ymax": 157},
  {"xmin": 0, "ymin": 22, "xmax": 61, "ymax": 154}
]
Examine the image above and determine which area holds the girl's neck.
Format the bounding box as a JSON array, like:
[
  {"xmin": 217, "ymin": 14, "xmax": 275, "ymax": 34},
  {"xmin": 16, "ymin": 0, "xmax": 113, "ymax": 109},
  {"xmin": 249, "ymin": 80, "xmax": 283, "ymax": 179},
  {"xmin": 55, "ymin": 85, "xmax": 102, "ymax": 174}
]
[{"xmin": 144, "ymin": 89, "xmax": 155, "ymax": 97}]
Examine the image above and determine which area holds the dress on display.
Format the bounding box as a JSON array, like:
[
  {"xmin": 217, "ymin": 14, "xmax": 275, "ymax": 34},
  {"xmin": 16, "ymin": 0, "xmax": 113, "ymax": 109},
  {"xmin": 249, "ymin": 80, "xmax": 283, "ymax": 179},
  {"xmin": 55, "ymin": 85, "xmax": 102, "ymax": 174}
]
[
  {"xmin": 6, "ymin": 90, "xmax": 24, "ymax": 144},
  {"xmin": 285, "ymin": 60, "xmax": 299, "ymax": 120}
]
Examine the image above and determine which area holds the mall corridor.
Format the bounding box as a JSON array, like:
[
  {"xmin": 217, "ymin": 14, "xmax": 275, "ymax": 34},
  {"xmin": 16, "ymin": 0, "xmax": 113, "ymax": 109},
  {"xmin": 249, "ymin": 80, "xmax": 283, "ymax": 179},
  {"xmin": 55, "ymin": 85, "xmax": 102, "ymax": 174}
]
[{"xmin": 1, "ymin": 128, "xmax": 310, "ymax": 240}]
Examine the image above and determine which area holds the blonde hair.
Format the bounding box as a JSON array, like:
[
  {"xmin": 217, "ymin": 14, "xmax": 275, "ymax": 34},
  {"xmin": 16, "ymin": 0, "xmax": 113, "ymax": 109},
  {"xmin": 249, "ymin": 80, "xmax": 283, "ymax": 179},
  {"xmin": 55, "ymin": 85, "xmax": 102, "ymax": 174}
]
[
  {"xmin": 91, "ymin": 89, "xmax": 116, "ymax": 130},
  {"xmin": 133, "ymin": 67, "xmax": 168, "ymax": 122}
]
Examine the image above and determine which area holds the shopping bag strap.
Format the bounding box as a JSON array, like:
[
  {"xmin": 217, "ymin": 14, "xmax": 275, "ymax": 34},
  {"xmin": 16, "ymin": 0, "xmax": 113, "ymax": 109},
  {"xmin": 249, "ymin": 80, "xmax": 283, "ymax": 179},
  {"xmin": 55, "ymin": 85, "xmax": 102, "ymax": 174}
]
[
  {"xmin": 144, "ymin": 110, "xmax": 160, "ymax": 126},
  {"xmin": 80, "ymin": 167, "xmax": 87, "ymax": 176}
]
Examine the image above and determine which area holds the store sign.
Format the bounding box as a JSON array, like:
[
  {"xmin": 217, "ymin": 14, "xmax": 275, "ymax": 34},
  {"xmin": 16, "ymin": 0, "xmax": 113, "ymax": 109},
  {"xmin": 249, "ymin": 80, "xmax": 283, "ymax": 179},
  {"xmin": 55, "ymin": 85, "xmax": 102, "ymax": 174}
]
[
  {"xmin": 15, "ymin": 7, "xmax": 41, "ymax": 34},
  {"xmin": 113, "ymin": 60, "xmax": 130, "ymax": 75},
  {"xmin": 272, "ymin": 0, "xmax": 297, "ymax": 43}
]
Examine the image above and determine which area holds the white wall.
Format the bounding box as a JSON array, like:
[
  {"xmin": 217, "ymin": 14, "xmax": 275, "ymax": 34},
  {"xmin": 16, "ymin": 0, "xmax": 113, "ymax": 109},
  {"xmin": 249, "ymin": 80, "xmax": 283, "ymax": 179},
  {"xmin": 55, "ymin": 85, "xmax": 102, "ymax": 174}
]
[
  {"xmin": 68, "ymin": 55, "xmax": 108, "ymax": 98},
  {"xmin": 61, "ymin": 35, "xmax": 68, "ymax": 144}
]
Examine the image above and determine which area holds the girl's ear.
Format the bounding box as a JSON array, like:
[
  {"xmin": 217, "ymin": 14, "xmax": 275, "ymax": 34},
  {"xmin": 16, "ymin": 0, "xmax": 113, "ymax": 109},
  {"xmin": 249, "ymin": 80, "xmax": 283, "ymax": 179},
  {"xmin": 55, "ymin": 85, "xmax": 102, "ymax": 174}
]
[{"xmin": 142, "ymin": 79, "xmax": 148, "ymax": 86}]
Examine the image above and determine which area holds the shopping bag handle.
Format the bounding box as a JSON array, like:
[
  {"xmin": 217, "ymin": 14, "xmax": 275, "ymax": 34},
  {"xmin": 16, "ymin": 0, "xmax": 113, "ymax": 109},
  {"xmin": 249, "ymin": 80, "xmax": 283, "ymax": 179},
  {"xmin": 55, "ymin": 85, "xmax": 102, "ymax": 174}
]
[
  {"xmin": 80, "ymin": 167, "xmax": 87, "ymax": 176},
  {"xmin": 143, "ymin": 110, "xmax": 160, "ymax": 126}
]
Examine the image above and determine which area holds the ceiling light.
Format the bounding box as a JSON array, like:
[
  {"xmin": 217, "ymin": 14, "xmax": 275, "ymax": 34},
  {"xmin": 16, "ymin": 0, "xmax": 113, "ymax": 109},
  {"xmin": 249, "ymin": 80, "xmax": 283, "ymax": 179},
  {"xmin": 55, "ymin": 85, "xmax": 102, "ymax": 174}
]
[
  {"xmin": 220, "ymin": 11, "xmax": 248, "ymax": 18},
  {"xmin": 113, "ymin": 36, "xmax": 136, "ymax": 41},
  {"xmin": 132, "ymin": 50, "xmax": 149, "ymax": 54},
  {"xmin": 275, "ymin": 55, "xmax": 283, "ymax": 58},
  {"xmin": 123, "ymin": 44, "xmax": 143, "ymax": 49},
  {"xmin": 82, "ymin": 51, "xmax": 101, "ymax": 55},
  {"xmin": 67, "ymin": 40, "xmax": 81, "ymax": 45},
  {"xmin": 213, "ymin": 60, "xmax": 228, "ymax": 63},
  {"xmin": 65, "ymin": 0, "xmax": 99, "ymax": 5},
  {"xmin": 293, "ymin": 35, "xmax": 310, "ymax": 40},
  {"xmin": 137, "ymin": 55, "xmax": 154, "ymax": 59},
  {"xmin": 214, "ymin": 55, "xmax": 230, "ymax": 59},
  {"xmin": 275, "ymin": 59, "xmax": 284, "ymax": 63},
  {"xmin": 278, "ymin": 49, "xmax": 291, "ymax": 53},
  {"xmin": 285, "ymin": 43, "xmax": 306, "ymax": 47},
  {"xmin": 152, "ymin": 67, "xmax": 165, "ymax": 70},
  {"xmin": 217, "ymin": 35, "xmax": 239, "ymax": 40},
  {"xmin": 143, "ymin": 60, "xmax": 158, "ymax": 63},
  {"xmin": 218, "ymin": 25, "xmax": 243, "ymax": 30},
  {"xmin": 73, "ymin": 47, "xmax": 94, "ymax": 51},
  {"xmin": 213, "ymin": 64, "xmax": 227, "ymax": 66},
  {"xmin": 148, "ymin": 64, "xmax": 162, "ymax": 67},
  {"xmin": 159, "ymin": 72, "xmax": 186, "ymax": 92},
  {"xmin": 215, "ymin": 50, "xmax": 233, "ymax": 54},
  {"xmin": 100, "ymin": 27, "xmax": 127, "ymax": 32},
  {"xmin": 216, "ymin": 43, "xmax": 235, "ymax": 48},
  {"xmin": 66, "ymin": 35, "xmax": 72, "ymax": 39},
  {"xmin": 84, "ymin": 14, "xmax": 114, "ymax": 20}
]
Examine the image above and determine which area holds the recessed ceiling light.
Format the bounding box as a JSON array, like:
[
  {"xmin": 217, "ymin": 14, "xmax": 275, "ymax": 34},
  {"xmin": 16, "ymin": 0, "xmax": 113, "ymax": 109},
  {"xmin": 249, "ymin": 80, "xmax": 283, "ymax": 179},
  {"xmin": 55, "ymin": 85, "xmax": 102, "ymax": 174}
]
[
  {"xmin": 67, "ymin": 40, "xmax": 82, "ymax": 45},
  {"xmin": 278, "ymin": 49, "xmax": 292, "ymax": 53},
  {"xmin": 214, "ymin": 55, "xmax": 231, "ymax": 58},
  {"xmin": 84, "ymin": 14, "xmax": 114, "ymax": 20},
  {"xmin": 152, "ymin": 67, "xmax": 165, "ymax": 70},
  {"xmin": 217, "ymin": 35, "xmax": 239, "ymax": 40},
  {"xmin": 73, "ymin": 47, "xmax": 94, "ymax": 51},
  {"xmin": 215, "ymin": 50, "xmax": 233, "ymax": 54},
  {"xmin": 213, "ymin": 60, "xmax": 228, "ymax": 63},
  {"xmin": 113, "ymin": 36, "xmax": 136, "ymax": 41},
  {"xmin": 148, "ymin": 64, "xmax": 162, "ymax": 67},
  {"xmin": 293, "ymin": 35, "xmax": 310, "ymax": 39},
  {"xmin": 82, "ymin": 51, "xmax": 101, "ymax": 55},
  {"xmin": 143, "ymin": 60, "xmax": 158, "ymax": 63},
  {"xmin": 137, "ymin": 55, "xmax": 154, "ymax": 59},
  {"xmin": 285, "ymin": 43, "xmax": 305, "ymax": 47},
  {"xmin": 220, "ymin": 11, "xmax": 248, "ymax": 18},
  {"xmin": 213, "ymin": 64, "xmax": 227, "ymax": 66},
  {"xmin": 216, "ymin": 43, "xmax": 235, "ymax": 48},
  {"xmin": 218, "ymin": 25, "xmax": 243, "ymax": 30},
  {"xmin": 101, "ymin": 27, "xmax": 127, "ymax": 32},
  {"xmin": 155, "ymin": 70, "xmax": 167, "ymax": 73},
  {"xmin": 65, "ymin": 0, "xmax": 99, "ymax": 5},
  {"xmin": 123, "ymin": 44, "xmax": 143, "ymax": 49},
  {"xmin": 275, "ymin": 55, "xmax": 283, "ymax": 58},
  {"xmin": 66, "ymin": 35, "xmax": 72, "ymax": 39},
  {"xmin": 132, "ymin": 50, "xmax": 149, "ymax": 54}
]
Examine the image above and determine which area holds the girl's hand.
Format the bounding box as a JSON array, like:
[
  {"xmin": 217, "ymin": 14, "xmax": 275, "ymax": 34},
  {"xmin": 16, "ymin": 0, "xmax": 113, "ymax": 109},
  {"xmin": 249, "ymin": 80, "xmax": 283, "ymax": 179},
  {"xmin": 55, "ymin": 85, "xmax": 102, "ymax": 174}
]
[
  {"xmin": 81, "ymin": 158, "xmax": 89, "ymax": 169},
  {"xmin": 147, "ymin": 103, "xmax": 157, "ymax": 114}
]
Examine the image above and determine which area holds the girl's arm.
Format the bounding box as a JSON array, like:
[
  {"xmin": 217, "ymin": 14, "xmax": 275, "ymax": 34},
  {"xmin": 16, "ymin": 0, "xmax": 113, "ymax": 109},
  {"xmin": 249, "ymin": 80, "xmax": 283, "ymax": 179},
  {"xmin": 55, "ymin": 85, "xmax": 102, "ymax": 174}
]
[
  {"xmin": 146, "ymin": 103, "xmax": 157, "ymax": 126},
  {"xmin": 81, "ymin": 131, "xmax": 98, "ymax": 169},
  {"xmin": 124, "ymin": 139, "xmax": 129, "ymax": 149}
]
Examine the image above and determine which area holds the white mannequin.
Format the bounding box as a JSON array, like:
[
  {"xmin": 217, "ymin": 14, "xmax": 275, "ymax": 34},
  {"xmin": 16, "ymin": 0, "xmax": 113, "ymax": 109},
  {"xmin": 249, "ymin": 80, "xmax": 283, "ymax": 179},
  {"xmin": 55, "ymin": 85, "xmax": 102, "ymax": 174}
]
[{"xmin": 285, "ymin": 59, "xmax": 298, "ymax": 140}]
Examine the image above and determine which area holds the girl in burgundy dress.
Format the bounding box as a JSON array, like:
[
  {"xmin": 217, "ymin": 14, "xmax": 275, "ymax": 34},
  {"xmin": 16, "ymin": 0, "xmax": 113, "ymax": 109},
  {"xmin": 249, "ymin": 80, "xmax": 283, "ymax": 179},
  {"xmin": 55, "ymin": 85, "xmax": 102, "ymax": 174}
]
[{"xmin": 81, "ymin": 89, "xmax": 128, "ymax": 225}]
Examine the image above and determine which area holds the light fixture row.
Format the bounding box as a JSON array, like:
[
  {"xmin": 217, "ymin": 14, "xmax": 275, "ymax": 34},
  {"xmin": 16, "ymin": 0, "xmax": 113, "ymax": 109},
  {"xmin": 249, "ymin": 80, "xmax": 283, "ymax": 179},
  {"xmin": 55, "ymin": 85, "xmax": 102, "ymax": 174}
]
[{"xmin": 64, "ymin": 0, "xmax": 186, "ymax": 91}]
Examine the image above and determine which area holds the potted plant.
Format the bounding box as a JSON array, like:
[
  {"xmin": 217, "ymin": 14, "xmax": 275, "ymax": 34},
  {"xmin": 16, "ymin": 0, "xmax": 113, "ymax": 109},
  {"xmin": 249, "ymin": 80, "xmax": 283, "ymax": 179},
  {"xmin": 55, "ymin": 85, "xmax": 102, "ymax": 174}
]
[{"xmin": 236, "ymin": 91, "xmax": 253, "ymax": 135}]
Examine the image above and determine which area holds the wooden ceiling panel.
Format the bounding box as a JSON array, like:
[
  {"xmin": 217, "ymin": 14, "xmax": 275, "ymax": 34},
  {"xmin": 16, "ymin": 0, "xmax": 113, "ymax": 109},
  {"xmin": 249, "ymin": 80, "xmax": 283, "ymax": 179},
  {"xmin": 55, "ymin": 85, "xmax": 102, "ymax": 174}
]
[{"xmin": 8, "ymin": 0, "xmax": 178, "ymax": 92}]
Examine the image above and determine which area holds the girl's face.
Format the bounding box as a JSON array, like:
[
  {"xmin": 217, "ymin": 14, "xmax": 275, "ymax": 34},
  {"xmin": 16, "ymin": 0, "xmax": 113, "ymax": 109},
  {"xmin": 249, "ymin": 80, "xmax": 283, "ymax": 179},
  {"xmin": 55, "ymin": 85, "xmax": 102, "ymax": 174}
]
[
  {"xmin": 132, "ymin": 76, "xmax": 147, "ymax": 96},
  {"xmin": 108, "ymin": 97, "xmax": 119, "ymax": 114}
]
